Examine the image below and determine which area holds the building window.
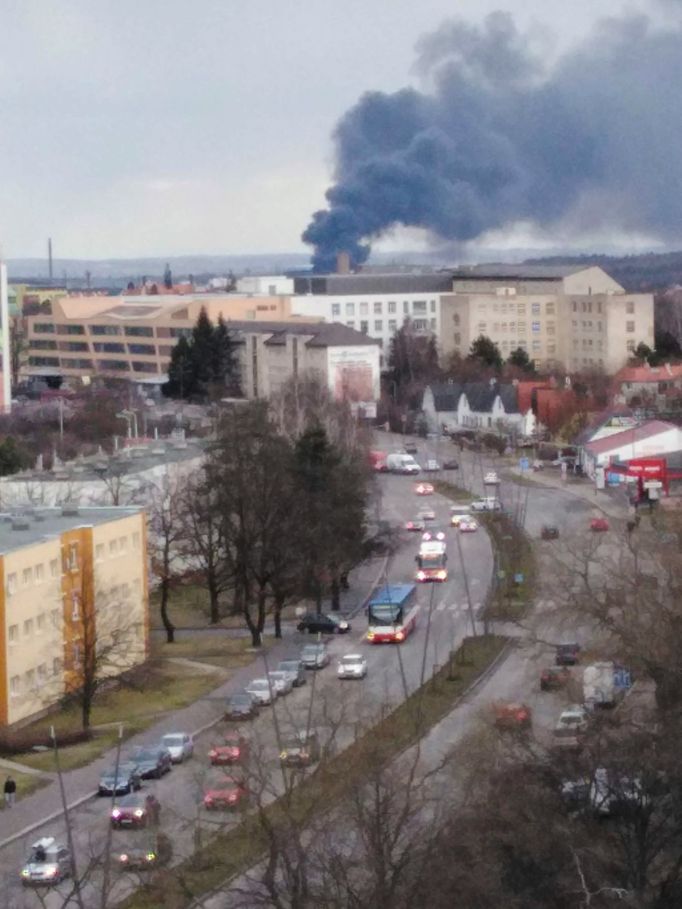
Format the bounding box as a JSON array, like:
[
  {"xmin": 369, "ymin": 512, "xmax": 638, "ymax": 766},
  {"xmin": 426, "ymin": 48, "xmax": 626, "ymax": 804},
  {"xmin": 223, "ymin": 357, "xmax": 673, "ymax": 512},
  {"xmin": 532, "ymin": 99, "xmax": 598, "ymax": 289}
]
[
  {"xmin": 403, "ymin": 301, "xmax": 409, "ymax": 314},
  {"xmin": 127, "ymin": 343, "xmax": 156, "ymax": 355},
  {"xmin": 57, "ymin": 324, "xmax": 85, "ymax": 335},
  {"xmin": 454, "ymin": 333, "xmax": 461, "ymax": 345},
  {"xmin": 626, "ymin": 321, "xmax": 635, "ymax": 333},
  {"xmin": 72, "ymin": 643, "xmax": 81, "ymax": 667},
  {"xmin": 53, "ymin": 657, "xmax": 62, "ymax": 675},
  {"xmin": 95, "ymin": 543, "xmax": 105, "ymax": 562},
  {"xmin": 23, "ymin": 618, "xmax": 34, "ymax": 637},
  {"xmin": 509, "ymin": 321, "xmax": 516, "ymax": 332},
  {"xmin": 374, "ymin": 302, "xmax": 382, "ymax": 314},
  {"xmin": 359, "ymin": 302, "xmax": 368, "ymax": 316},
  {"xmin": 50, "ymin": 558, "xmax": 59, "ymax": 578},
  {"xmin": 90, "ymin": 325, "xmax": 121, "ymax": 336},
  {"xmin": 37, "ymin": 663, "xmax": 47, "ymax": 683},
  {"xmin": 345, "ymin": 303, "xmax": 355, "ymax": 317},
  {"xmin": 627, "ymin": 340, "xmax": 636, "ymax": 352},
  {"xmin": 532, "ymin": 303, "xmax": 541, "ymax": 315},
  {"xmin": 388, "ymin": 301, "xmax": 396, "ymax": 313},
  {"xmin": 388, "ymin": 319, "xmax": 397, "ymax": 332},
  {"xmin": 118, "ymin": 536, "xmax": 128, "ymax": 552},
  {"xmin": 517, "ymin": 322, "xmax": 526, "ymax": 333},
  {"xmin": 7, "ymin": 572, "xmax": 17, "ymax": 595},
  {"xmin": 331, "ymin": 303, "xmax": 341, "ymax": 317},
  {"xmin": 547, "ymin": 323, "xmax": 555, "ymax": 336},
  {"xmin": 477, "ymin": 322, "xmax": 487, "ymax": 333},
  {"xmin": 413, "ymin": 300, "xmax": 427, "ymax": 314},
  {"xmin": 35, "ymin": 563, "xmax": 45, "ymax": 583},
  {"xmin": 501, "ymin": 322, "xmax": 507, "ymax": 333},
  {"xmin": 430, "ymin": 300, "xmax": 436, "ymax": 313},
  {"xmin": 33, "ymin": 322, "xmax": 56, "ymax": 333},
  {"xmin": 545, "ymin": 302, "xmax": 555, "ymax": 315},
  {"xmin": 374, "ymin": 320, "xmax": 383, "ymax": 332},
  {"xmin": 346, "ymin": 321, "xmax": 355, "ymax": 328},
  {"xmin": 109, "ymin": 538, "xmax": 118, "ymax": 555},
  {"xmin": 24, "ymin": 668, "xmax": 35, "ymax": 690},
  {"xmin": 169, "ymin": 327, "xmax": 192, "ymax": 339},
  {"xmin": 532, "ymin": 340, "xmax": 541, "ymax": 352},
  {"xmin": 430, "ymin": 318, "xmax": 437, "ymax": 330},
  {"xmin": 547, "ymin": 343, "xmax": 556, "ymax": 355},
  {"xmin": 517, "ymin": 303, "xmax": 526, "ymax": 315},
  {"xmin": 518, "ymin": 340, "xmax": 528, "ymax": 350},
  {"xmin": 453, "ymin": 313, "xmax": 460, "ymax": 326},
  {"xmin": 413, "ymin": 319, "xmax": 428, "ymax": 330},
  {"xmin": 493, "ymin": 322, "xmax": 500, "ymax": 333},
  {"xmin": 10, "ymin": 676, "xmax": 20, "ymax": 697},
  {"xmin": 360, "ymin": 320, "xmax": 368, "ymax": 334},
  {"xmin": 68, "ymin": 543, "xmax": 78, "ymax": 570},
  {"xmin": 22, "ymin": 567, "xmax": 33, "ymax": 586},
  {"xmin": 8, "ymin": 624, "xmax": 18, "ymax": 644},
  {"xmin": 125, "ymin": 325, "xmax": 154, "ymax": 337},
  {"xmin": 532, "ymin": 321, "xmax": 541, "ymax": 333},
  {"xmin": 132, "ymin": 531, "xmax": 141, "ymax": 550},
  {"xmin": 37, "ymin": 613, "xmax": 46, "ymax": 633},
  {"xmin": 71, "ymin": 593, "xmax": 80, "ymax": 621}
]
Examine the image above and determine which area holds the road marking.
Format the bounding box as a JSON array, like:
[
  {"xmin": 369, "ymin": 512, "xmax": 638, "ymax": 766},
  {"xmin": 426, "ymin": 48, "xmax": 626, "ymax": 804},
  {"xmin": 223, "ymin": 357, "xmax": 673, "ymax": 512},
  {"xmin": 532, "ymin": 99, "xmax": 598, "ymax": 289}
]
[{"xmin": 436, "ymin": 601, "xmax": 447, "ymax": 612}]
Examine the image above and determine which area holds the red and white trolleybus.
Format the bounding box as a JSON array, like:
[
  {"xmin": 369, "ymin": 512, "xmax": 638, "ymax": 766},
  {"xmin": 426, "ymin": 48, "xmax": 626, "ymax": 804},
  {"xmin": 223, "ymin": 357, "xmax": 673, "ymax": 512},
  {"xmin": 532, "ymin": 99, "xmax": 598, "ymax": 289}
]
[{"xmin": 366, "ymin": 584, "xmax": 419, "ymax": 644}]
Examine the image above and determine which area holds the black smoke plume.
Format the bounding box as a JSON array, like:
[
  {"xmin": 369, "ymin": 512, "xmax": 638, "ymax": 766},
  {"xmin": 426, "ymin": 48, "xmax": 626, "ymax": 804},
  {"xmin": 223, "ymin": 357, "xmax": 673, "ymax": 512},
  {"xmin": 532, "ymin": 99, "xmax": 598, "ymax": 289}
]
[{"xmin": 303, "ymin": 9, "xmax": 682, "ymax": 272}]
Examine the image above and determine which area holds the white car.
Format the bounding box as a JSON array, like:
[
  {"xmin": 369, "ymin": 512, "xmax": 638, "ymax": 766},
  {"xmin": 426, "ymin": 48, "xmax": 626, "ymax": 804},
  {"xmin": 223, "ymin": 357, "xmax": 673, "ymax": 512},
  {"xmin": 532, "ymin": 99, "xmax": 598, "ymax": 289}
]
[
  {"xmin": 417, "ymin": 507, "xmax": 436, "ymax": 522},
  {"xmin": 484, "ymin": 471, "xmax": 499, "ymax": 484},
  {"xmin": 160, "ymin": 732, "xmax": 194, "ymax": 763},
  {"xmin": 337, "ymin": 654, "xmax": 368, "ymax": 679},
  {"xmin": 471, "ymin": 497, "xmax": 501, "ymax": 512},
  {"xmin": 554, "ymin": 705, "xmax": 589, "ymax": 736},
  {"xmin": 21, "ymin": 837, "xmax": 73, "ymax": 886},
  {"xmin": 268, "ymin": 671, "xmax": 294, "ymax": 696},
  {"xmin": 245, "ymin": 678, "xmax": 274, "ymax": 705},
  {"xmin": 459, "ymin": 518, "xmax": 478, "ymax": 533},
  {"xmin": 424, "ymin": 459, "xmax": 441, "ymax": 472}
]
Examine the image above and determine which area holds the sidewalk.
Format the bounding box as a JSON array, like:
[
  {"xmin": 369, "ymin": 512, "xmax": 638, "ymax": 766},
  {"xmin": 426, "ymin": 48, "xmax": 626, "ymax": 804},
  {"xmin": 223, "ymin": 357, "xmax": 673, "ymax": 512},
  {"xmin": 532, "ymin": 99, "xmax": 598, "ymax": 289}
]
[
  {"xmin": 0, "ymin": 553, "xmax": 388, "ymax": 848},
  {"xmin": 506, "ymin": 466, "xmax": 629, "ymax": 519}
]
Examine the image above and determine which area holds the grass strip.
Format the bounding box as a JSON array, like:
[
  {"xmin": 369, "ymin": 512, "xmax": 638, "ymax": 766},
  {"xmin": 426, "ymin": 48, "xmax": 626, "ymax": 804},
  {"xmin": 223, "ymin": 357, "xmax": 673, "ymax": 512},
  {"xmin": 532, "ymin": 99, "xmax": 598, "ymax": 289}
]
[
  {"xmin": 120, "ymin": 633, "xmax": 507, "ymax": 909},
  {"xmin": 480, "ymin": 511, "xmax": 536, "ymax": 621},
  {"xmin": 433, "ymin": 478, "xmax": 474, "ymax": 502}
]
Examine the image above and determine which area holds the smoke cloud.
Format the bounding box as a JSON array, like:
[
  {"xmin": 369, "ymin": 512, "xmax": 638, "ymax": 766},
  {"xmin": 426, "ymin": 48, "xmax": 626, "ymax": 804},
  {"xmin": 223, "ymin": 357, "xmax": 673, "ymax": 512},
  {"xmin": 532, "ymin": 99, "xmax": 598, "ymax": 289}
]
[{"xmin": 303, "ymin": 9, "xmax": 682, "ymax": 272}]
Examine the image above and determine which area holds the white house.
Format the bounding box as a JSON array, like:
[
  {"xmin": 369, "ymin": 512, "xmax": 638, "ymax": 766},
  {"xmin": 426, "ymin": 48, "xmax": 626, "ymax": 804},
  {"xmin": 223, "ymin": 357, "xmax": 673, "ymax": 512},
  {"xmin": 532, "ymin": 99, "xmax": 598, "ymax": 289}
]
[
  {"xmin": 581, "ymin": 420, "xmax": 682, "ymax": 478},
  {"xmin": 422, "ymin": 382, "xmax": 534, "ymax": 436}
]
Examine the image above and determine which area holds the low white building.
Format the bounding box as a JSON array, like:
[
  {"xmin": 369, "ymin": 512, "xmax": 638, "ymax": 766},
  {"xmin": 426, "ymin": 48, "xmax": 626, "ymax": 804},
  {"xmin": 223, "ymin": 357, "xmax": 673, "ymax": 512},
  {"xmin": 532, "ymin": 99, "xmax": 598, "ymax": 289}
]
[
  {"xmin": 581, "ymin": 420, "xmax": 682, "ymax": 477},
  {"xmin": 422, "ymin": 382, "xmax": 534, "ymax": 436}
]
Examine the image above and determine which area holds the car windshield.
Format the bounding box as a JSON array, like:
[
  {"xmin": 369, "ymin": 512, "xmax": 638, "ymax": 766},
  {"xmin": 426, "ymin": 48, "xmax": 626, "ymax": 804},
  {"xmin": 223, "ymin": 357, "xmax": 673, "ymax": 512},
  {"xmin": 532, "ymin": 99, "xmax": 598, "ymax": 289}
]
[
  {"xmin": 29, "ymin": 846, "xmax": 55, "ymax": 863},
  {"xmin": 116, "ymin": 794, "xmax": 142, "ymax": 807},
  {"xmin": 132, "ymin": 749, "xmax": 156, "ymax": 762},
  {"xmin": 208, "ymin": 774, "xmax": 240, "ymax": 789},
  {"xmin": 250, "ymin": 680, "xmax": 268, "ymax": 690},
  {"xmin": 231, "ymin": 694, "xmax": 251, "ymax": 705},
  {"xmin": 302, "ymin": 645, "xmax": 324, "ymax": 655},
  {"xmin": 342, "ymin": 656, "xmax": 362, "ymax": 664},
  {"xmin": 104, "ymin": 764, "xmax": 132, "ymax": 776},
  {"xmin": 162, "ymin": 735, "xmax": 184, "ymax": 746},
  {"xmin": 269, "ymin": 672, "xmax": 286, "ymax": 680},
  {"xmin": 369, "ymin": 604, "xmax": 400, "ymax": 623},
  {"xmin": 279, "ymin": 662, "xmax": 298, "ymax": 671}
]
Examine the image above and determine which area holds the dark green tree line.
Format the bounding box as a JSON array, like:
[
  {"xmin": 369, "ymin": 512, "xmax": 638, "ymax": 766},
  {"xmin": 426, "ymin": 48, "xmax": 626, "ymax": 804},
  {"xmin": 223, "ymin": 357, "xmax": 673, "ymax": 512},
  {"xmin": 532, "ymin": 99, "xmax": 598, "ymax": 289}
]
[{"xmin": 163, "ymin": 306, "xmax": 239, "ymax": 400}]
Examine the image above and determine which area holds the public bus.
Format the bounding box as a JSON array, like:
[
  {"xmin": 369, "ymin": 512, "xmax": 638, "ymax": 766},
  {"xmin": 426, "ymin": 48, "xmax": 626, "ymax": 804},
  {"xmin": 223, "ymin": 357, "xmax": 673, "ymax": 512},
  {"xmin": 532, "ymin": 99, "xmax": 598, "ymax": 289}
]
[
  {"xmin": 366, "ymin": 583, "xmax": 419, "ymax": 644},
  {"xmin": 416, "ymin": 532, "xmax": 448, "ymax": 582}
]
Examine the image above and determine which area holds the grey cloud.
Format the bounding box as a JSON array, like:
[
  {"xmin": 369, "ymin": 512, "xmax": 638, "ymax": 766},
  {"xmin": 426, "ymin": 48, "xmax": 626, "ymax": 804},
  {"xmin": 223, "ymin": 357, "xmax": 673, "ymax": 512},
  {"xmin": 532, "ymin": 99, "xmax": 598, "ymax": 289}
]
[{"xmin": 303, "ymin": 10, "xmax": 682, "ymax": 271}]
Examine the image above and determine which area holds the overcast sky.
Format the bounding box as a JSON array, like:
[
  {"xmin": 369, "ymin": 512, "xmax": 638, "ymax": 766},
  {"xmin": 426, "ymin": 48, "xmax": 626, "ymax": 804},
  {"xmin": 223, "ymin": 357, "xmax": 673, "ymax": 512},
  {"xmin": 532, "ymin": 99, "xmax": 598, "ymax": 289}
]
[{"xmin": 0, "ymin": 0, "xmax": 670, "ymax": 259}]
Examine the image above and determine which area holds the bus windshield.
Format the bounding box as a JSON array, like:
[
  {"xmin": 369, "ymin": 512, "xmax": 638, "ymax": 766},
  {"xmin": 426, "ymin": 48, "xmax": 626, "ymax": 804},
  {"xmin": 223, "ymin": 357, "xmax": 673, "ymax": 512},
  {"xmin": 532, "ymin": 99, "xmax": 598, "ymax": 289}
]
[{"xmin": 368, "ymin": 603, "xmax": 402, "ymax": 625}]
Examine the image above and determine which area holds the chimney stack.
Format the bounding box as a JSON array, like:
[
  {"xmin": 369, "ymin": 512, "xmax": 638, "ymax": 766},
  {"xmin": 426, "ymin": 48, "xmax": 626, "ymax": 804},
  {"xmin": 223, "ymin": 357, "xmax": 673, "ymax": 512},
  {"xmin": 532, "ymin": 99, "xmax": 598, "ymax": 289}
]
[{"xmin": 336, "ymin": 251, "xmax": 351, "ymax": 275}]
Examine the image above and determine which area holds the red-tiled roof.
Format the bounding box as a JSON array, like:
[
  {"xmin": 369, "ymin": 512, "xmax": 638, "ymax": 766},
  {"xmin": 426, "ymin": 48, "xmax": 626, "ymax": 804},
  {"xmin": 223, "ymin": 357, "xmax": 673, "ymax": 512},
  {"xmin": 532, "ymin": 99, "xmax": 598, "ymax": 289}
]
[
  {"xmin": 614, "ymin": 363, "xmax": 682, "ymax": 383},
  {"xmin": 585, "ymin": 420, "xmax": 679, "ymax": 455}
]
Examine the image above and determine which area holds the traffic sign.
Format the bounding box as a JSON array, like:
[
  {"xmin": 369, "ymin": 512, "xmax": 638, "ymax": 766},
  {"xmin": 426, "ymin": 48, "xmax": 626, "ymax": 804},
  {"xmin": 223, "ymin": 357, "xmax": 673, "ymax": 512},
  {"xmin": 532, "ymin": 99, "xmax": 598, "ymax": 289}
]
[
  {"xmin": 613, "ymin": 667, "xmax": 632, "ymax": 691},
  {"xmin": 519, "ymin": 457, "xmax": 529, "ymax": 471}
]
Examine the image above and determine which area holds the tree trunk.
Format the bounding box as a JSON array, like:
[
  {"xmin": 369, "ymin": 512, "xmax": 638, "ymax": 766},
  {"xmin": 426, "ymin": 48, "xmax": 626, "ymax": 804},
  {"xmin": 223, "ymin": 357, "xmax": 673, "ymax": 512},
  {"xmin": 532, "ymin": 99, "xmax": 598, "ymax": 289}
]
[
  {"xmin": 273, "ymin": 593, "xmax": 285, "ymax": 639},
  {"xmin": 208, "ymin": 575, "xmax": 220, "ymax": 625},
  {"xmin": 160, "ymin": 577, "xmax": 175, "ymax": 643},
  {"xmin": 331, "ymin": 576, "xmax": 340, "ymax": 612}
]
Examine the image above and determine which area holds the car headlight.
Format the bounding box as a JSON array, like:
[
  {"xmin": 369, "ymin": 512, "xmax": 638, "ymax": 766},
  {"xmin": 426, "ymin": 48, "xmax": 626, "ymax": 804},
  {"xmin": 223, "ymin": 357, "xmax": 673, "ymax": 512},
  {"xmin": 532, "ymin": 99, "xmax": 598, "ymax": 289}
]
[
  {"xmin": 119, "ymin": 854, "xmax": 129, "ymax": 864},
  {"xmin": 112, "ymin": 809, "xmax": 121, "ymax": 819},
  {"xmin": 134, "ymin": 809, "xmax": 144, "ymax": 818},
  {"xmin": 21, "ymin": 869, "xmax": 29, "ymax": 878},
  {"xmin": 339, "ymin": 622, "xmax": 348, "ymax": 629},
  {"xmin": 146, "ymin": 852, "xmax": 156, "ymax": 862},
  {"xmin": 280, "ymin": 751, "xmax": 287, "ymax": 759}
]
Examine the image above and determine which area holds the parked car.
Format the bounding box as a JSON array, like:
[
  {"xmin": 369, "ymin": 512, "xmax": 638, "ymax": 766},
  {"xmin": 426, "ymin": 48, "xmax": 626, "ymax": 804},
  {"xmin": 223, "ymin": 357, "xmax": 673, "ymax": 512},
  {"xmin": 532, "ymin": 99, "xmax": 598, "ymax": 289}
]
[
  {"xmin": 555, "ymin": 643, "xmax": 581, "ymax": 666},
  {"xmin": 21, "ymin": 838, "xmax": 73, "ymax": 887},
  {"xmin": 423, "ymin": 459, "xmax": 441, "ymax": 472},
  {"xmin": 540, "ymin": 666, "xmax": 572, "ymax": 691},
  {"xmin": 484, "ymin": 471, "xmax": 499, "ymax": 484},
  {"xmin": 209, "ymin": 732, "xmax": 250, "ymax": 766},
  {"xmin": 280, "ymin": 731, "xmax": 321, "ymax": 767},
  {"xmin": 267, "ymin": 670, "xmax": 294, "ymax": 696},
  {"xmin": 110, "ymin": 792, "xmax": 161, "ymax": 829},
  {"xmin": 297, "ymin": 613, "xmax": 351, "ymax": 635},
  {"xmin": 405, "ymin": 518, "xmax": 426, "ymax": 532},
  {"xmin": 225, "ymin": 690, "xmax": 259, "ymax": 720},
  {"xmin": 493, "ymin": 702, "xmax": 532, "ymax": 730},
  {"xmin": 98, "ymin": 761, "xmax": 142, "ymax": 797},
  {"xmin": 541, "ymin": 525, "xmax": 560, "ymax": 540},
  {"xmin": 112, "ymin": 830, "xmax": 172, "ymax": 871},
  {"xmin": 245, "ymin": 678, "xmax": 274, "ymax": 706},
  {"xmin": 159, "ymin": 732, "xmax": 193, "ymax": 764},
  {"xmin": 414, "ymin": 482, "xmax": 434, "ymax": 496},
  {"xmin": 300, "ymin": 643, "xmax": 330, "ymax": 669},
  {"xmin": 459, "ymin": 518, "xmax": 478, "ymax": 533},
  {"xmin": 203, "ymin": 774, "xmax": 249, "ymax": 811},
  {"xmin": 403, "ymin": 441, "xmax": 418, "ymax": 454},
  {"xmin": 277, "ymin": 659, "xmax": 307, "ymax": 688},
  {"xmin": 337, "ymin": 653, "xmax": 368, "ymax": 679},
  {"xmin": 590, "ymin": 516, "xmax": 609, "ymax": 532},
  {"xmin": 128, "ymin": 746, "xmax": 172, "ymax": 780},
  {"xmin": 442, "ymin": 459, "xmax": 459, "ymax": 470},
  {"xmin": 553, "ymin": 705, "xmax": 589, "ymax": 750}
]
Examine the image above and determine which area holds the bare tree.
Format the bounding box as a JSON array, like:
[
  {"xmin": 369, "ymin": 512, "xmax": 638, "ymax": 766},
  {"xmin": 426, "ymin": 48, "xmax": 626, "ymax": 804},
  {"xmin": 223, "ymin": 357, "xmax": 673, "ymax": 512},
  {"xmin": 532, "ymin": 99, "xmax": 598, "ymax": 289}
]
[{"xmin": 147, "ymin": 470, "xmax": 186, "ymax": 643}]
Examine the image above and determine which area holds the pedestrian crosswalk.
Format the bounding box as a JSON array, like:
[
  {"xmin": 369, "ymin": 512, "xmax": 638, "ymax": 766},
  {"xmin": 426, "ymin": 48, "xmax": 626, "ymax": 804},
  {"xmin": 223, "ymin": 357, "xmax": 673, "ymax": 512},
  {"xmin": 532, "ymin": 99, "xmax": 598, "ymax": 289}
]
[{"xmin": 433, "ymin": 600, "xmax": 482, "ymax": 613}]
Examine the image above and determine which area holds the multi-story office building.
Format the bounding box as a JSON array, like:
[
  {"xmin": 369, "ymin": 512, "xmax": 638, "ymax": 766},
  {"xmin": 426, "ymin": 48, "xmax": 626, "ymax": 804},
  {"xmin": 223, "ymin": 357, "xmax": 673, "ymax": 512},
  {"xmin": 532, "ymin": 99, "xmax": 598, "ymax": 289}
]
[
  {"xmin": 0, "ymin": 505, "xmax": 148, "ymax": 727},
  {"xmin": 291, "ymin": 272, "xmax": 453, "ymax": 368},
  {"xmin": 440, "ymin": 265, "xmax": 654, "ymax": 373}
]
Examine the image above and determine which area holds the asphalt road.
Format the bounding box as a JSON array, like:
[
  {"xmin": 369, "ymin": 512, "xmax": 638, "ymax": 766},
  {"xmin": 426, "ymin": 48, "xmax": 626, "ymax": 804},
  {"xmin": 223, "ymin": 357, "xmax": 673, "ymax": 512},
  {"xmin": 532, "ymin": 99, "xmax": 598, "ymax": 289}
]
[{"xmin": 3, "ymin": 468, "xmax": 495, "ymax": 909}]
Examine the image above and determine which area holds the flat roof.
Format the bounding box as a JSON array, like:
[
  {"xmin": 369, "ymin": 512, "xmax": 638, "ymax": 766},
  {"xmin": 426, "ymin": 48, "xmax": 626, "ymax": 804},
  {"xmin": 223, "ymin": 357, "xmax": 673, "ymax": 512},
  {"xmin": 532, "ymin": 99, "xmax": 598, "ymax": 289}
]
[{"xmin": 0, "ymin": 506, "xmax": 143, "ymax": 554}]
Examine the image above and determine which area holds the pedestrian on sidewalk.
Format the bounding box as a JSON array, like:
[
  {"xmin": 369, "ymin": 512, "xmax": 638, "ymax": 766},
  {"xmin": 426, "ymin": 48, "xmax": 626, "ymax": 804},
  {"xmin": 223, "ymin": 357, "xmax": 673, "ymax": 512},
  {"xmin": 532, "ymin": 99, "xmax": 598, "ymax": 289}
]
[{"xmin": 4, "ymin": 776, "xmax": 16, "ymax": 808}]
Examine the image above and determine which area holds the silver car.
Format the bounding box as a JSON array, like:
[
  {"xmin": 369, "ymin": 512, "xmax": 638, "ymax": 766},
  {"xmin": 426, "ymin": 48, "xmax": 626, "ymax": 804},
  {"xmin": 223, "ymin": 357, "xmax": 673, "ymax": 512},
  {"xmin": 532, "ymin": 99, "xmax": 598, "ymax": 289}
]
[
  {"xmin": 245, "ymin": 678, "xmax": 274, "ymax": 705},
  {"xmin": 268, "ymin": 671, "xmax": 293, "ymax": 696},
  {"xmin": 337, "ymin": 654, "xmax": 368, "ymax": 679},
  {"xmin": 21, "ymin": 837, "xmax": 73, "ymax": 886},
  {"xmin": 277, "ymin": 659, "xmax": 307, "ymax": 687},
  {"xmin": 160, "ymin": 732, "xmax": 194, "ymax": 763},
  {"xmin": 300, "ymin": 643, "xmax": 330, "ymax": 670}
]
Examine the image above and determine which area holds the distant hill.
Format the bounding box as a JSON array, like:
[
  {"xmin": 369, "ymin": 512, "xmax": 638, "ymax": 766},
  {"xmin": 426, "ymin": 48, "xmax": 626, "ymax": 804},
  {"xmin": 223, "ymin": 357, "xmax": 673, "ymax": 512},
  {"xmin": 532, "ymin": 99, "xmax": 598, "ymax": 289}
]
[{"xmin": 523, "ymin": 252, "xmax": 682, "ymax": 293}]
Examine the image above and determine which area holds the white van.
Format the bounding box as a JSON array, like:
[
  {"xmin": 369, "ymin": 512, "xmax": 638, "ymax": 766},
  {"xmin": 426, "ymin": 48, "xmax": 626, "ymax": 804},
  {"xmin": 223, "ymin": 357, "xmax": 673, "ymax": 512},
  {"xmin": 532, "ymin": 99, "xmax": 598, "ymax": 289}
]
[{"xmin": 385, "ymin": 453, "xmax": 421, "ymax": 475}]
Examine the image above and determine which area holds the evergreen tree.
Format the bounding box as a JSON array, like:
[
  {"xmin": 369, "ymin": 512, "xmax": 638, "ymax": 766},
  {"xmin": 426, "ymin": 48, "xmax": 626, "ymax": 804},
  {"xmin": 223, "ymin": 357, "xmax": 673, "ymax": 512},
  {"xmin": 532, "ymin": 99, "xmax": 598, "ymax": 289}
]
[
  {"xmin": 163, "ymin": 308, "xmax": 240, "ymax": 399},
  {"xmin": 163, "ymin": 263, "xmax": 173, "ymax": 290},
  {"xmin": 507, "ymin": 346, "xmax": 535, "ymax": 373},
  {"xmin": 467, "ymin": 335, "xmax": 503, "ymax": 369},
  {"xmin": 164, "ymin": 335, "xmax": 196, "ymax": 399}
]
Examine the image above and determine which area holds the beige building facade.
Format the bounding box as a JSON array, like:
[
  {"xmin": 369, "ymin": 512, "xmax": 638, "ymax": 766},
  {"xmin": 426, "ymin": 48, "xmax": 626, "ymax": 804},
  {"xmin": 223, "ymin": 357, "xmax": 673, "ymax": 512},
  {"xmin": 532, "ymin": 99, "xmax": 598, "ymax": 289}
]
[
  {"xmin": 440, "ymin": 265, "xmax": 654, "ymax": 374},
  {"xmin": 0, "ymin": 506, "xmax": 148, "ymax": 727}
]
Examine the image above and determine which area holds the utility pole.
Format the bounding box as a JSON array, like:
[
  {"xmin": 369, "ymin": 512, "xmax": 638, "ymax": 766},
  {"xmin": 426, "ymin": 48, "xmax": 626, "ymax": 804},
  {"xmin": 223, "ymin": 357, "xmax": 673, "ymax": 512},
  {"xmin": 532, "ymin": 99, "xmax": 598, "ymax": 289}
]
[{"xmin": 51, "ymin": 727, "xmax": 85, "ymax": 909}]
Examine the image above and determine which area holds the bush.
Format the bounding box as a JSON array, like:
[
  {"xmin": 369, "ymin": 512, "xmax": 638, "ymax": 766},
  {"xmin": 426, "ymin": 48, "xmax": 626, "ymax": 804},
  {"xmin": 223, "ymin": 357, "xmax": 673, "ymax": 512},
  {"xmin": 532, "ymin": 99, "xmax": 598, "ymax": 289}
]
[{"xmin": 0, "ymin": 727, "xmax": 91, "ymax": 756}]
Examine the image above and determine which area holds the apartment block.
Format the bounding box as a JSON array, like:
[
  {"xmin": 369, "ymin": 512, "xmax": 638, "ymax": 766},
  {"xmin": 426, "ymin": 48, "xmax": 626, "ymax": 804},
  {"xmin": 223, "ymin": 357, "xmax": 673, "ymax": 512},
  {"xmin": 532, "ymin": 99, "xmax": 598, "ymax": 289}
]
[
  {"xmin": 0, "ymin": 506, "xmax": 148, "ymax": 727},
  {"xmin": 440, "ymin": 265, "xmax": 654, "ymax": 374}
]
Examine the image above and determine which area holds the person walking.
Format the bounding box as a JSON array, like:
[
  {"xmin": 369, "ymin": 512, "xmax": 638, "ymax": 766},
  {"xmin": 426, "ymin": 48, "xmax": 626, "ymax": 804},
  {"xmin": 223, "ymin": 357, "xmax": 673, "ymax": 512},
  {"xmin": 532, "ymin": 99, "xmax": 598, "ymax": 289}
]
[{"xmin": 4, "ymin": 775, "xmax": 16, "ymax": 808}]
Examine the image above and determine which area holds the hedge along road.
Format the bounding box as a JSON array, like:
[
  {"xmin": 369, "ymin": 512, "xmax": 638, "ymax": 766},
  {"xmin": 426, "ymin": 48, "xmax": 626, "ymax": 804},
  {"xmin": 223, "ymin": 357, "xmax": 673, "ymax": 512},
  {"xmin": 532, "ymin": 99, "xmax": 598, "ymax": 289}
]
[{"xmin": 1, "ymin": 471, "xmax": 496, "ymax": 909}]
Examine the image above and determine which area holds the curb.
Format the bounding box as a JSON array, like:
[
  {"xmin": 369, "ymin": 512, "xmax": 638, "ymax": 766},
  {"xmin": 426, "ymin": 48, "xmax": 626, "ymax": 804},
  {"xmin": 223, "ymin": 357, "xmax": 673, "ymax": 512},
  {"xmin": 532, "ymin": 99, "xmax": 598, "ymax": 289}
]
[
  {"xmin": 506, "ymin": 468, "xmax": 625, "ymax": 519},
  {"xmin": 0, "ymin": 556, "xmax": 391, "ymax": 854}
]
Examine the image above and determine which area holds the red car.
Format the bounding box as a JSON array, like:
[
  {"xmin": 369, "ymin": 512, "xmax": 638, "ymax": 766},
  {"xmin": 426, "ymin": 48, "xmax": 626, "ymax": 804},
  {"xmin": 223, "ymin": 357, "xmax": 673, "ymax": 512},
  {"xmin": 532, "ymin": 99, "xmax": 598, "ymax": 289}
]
[
  {"xmin": 414, "ymin": 483, "xmax": 434, "ymax": 496},
  {"xmin": 590, "ymin": 517, "xmax": 609, "ymax": 532},
  {"xmin": 540, "ymin": 666, "xmax": 572, "ymax": 691},
  {"xmin": 404, "ymin": 519, "xmax": 426, "ymax": 533},
  {"xmin": 203, "ymin": 774, "xmax": 249, "ymax": 811},
  {"xmin": 493, "ymin": 702, "xmax": 532, "ymax": 730},
  {"xmin": 208, "ymin": 733, "xmax": 249, "ymax": 766},
  {"xmin": 110, "ymin": 792, "xmax": 161, "ymax": 828}
]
